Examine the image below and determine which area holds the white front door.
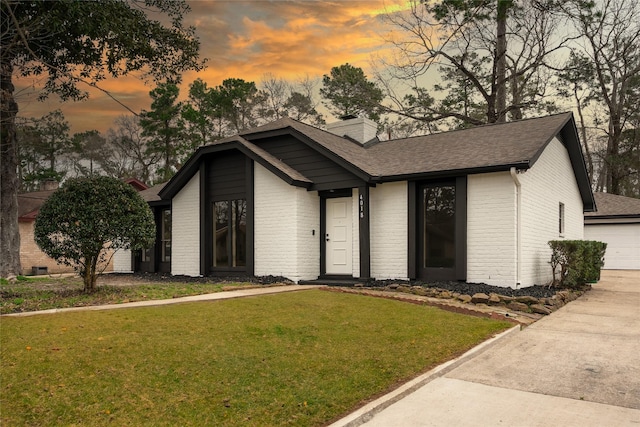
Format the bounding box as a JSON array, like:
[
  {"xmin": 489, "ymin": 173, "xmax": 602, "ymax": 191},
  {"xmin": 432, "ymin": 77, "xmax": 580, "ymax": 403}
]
[{"xmin": 325, "ymin": 197, "xmax": 353, "ymax": 275}]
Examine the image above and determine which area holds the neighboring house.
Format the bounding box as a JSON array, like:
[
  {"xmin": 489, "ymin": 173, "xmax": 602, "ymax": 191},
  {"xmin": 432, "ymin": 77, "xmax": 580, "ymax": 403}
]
[
  {"xmin": 584, "ymin": 192, "xmax": 640, "ymax": 270},
  {"xmin": 120, "ymin": 112, "xmax": 595, "ymax": 288},
  {"xmin": 18, "ymin": 178, "xmax": 148, "ymax": 276}
]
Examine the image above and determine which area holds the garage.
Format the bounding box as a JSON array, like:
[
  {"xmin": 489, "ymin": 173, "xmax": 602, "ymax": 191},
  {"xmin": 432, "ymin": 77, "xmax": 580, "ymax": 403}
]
[{"xmin": 584, "ymin": 192, "xmax": 640, "ymax": 270}]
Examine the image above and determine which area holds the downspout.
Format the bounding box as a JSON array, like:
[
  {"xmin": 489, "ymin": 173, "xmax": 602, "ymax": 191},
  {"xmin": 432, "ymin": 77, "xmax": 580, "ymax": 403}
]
[{"xmin": 510, "ymin": 167, "xmax": 522, "ymax": 287}]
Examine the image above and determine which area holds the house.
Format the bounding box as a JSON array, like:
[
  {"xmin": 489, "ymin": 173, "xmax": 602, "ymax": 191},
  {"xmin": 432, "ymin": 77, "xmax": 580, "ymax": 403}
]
[
  {"xmin": 112, "ymin": 182, "xmax": 172, "ymax": 274},
  {"xmin": 117, "ymin": 112, "xmax": 595, "ymax": 288},
  {"xmin": 18, "ymin": 178, "xmax": 149, "ymax": 276},
  {"xmin": 584, "ymin": 192, "xmax": 640, "ymax": 270}
]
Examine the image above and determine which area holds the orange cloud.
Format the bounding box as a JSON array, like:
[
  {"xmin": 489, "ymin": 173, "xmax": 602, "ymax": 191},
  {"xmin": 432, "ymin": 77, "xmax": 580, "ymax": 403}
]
[{"xmin": 13, "ymin": 0, "xmax": 408, "ymax": 134}]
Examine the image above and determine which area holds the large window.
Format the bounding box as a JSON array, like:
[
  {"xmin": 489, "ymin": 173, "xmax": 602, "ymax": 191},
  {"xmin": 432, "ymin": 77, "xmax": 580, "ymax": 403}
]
[
  {"xmin": 161, "ymin": 208, "xmax": 171, "ymax": 263},
  {"xmin": 213, "ymin": 199, "xmax": 246, "ymax": 268},
  {"xmin": 423, "ymin": 184, "xmax": 456, "ymax": 268}
]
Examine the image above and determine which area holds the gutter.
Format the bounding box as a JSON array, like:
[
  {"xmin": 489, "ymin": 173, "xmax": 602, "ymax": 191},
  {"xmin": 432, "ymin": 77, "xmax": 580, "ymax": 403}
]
[{"xmin": 510, "ymin": 167, "xmax": 522, "ymax": 287}]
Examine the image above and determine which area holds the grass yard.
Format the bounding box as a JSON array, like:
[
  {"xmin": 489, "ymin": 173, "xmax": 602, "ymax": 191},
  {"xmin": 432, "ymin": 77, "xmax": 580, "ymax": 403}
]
[
  {"xmin": 0, "ymin": 275, "xmax": 259, "ymax": 314},
  {"xmin": 1, "ymin": 289, "xmax": 511, "ymax": 426}
]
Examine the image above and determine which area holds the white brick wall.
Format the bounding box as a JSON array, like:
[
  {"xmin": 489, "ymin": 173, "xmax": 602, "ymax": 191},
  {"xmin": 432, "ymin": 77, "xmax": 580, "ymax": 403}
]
[
  {"xmin": 370, "ymin": 181, "xmax": 408, "ymax": 280},
  {"xmin": 518, "ymin": 137, "xmax": 584, "ymax": 285},
  {"xmin": 112, "ymin": 249, "xmax": 132, "ymax": 273},
  {"xmin": 171, "ymin": 171, "xmax": 201, "ymax": 276},
  {"xmin": 254, "ymin": 163, "xmax": 320, "ymax": 282},
  {"xmin": 467, "ymin": 172, "xmax": 517, "ymax": 286},
  {"xmin": 467, "ymin": 137, "xmax": 585, "ymax": 288}
]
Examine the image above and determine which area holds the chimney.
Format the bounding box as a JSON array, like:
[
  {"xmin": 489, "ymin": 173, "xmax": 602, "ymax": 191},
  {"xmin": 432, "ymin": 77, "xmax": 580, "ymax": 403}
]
[
  {"xmin": 40, "ymin": 179, "xmax": 59, "ymax": 191},
  {"xmin": 326, "ymin": 116, "xmax": 377, "ymax": 144}
]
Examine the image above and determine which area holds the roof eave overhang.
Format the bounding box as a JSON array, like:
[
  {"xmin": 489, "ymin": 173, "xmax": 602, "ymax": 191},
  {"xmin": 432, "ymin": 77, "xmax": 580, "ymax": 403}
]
[
  {"xmin": 584, "ymin": 215, "xmax": 640, "ymax": 225},
  {"xmin": 375, "ymin": 162, "xmax": 531, "ymax": 183}
]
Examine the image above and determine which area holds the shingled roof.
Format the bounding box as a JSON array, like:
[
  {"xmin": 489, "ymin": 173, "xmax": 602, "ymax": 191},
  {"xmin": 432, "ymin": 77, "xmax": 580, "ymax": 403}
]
[
  {"xmin": 161, "ymin": 112, "xmax": 595, "ymax": 211},
  {"xmin": 368, "ymin": 113, "xmax": 574, "ymax": 179},
  {"xmin": 585, "ymin": 192, "xmax": 640, "ymax": 219},
  {"xmin": 237, "ymin": 113, "xmax": 579, "ymax": 179}
]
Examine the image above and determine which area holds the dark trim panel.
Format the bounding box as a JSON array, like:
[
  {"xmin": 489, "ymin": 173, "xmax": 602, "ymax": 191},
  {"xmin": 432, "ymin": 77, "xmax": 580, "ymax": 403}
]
[
  {"xmin": 455, "ymin": 176, "xmax": 467, "ymax": 281},
  {"xmin": 199, "ymin": 162, "xmax": 207, "ymax": 276},
  {"xmin": 246, "ymin": 157, "xmax": 255, "ymax": 276},
  {"xmin": 358, "ymin": 185, "xmax": 370, "ymax": 279},
  {"xmin": 408, "ymin": 181, "xmax": 417, "ymax": 279}
]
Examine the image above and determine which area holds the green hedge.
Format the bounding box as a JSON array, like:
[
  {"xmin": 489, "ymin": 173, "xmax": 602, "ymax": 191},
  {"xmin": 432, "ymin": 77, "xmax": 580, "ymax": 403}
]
[{"xmin": 549, "ymin": 240, "xmax": 607, "ymax": 288}]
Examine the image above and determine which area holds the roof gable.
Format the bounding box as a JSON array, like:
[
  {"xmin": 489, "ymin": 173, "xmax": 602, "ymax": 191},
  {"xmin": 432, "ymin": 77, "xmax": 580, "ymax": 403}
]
[{"xmin": 159, "ymin": 136, "xmax": 313, "ymax": 199}]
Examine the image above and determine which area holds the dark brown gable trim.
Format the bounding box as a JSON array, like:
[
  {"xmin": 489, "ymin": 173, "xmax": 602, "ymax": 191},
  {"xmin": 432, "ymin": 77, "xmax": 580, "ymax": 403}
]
[
  {"xmin": 160, "ymin": 141, "xmax": 311, "ymax": 201},
  {"xmin": 243, "ymin": 127, "xmax": 373, "ymax": 183}
]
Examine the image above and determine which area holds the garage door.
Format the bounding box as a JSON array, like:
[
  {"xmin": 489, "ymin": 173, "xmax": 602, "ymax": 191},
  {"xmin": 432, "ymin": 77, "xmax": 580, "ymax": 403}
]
[{"xmin": 584, "ymin": 223, "xmax": 640, "ymax": 270}]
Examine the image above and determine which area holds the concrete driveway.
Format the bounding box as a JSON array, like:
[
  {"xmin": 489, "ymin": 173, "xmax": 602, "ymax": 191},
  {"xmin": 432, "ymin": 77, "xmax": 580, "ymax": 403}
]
[{"xmin": 332, "ymin": 270, "xmax": 640, "ymax": 427}]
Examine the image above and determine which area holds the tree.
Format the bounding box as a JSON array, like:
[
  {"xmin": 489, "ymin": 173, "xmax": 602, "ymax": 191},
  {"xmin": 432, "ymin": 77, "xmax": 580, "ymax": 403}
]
[
  {"xmin": 216, "ymin": 78, "xmax": 265, "ymax": 133},
  {"xmin": 15, "ymin": 110, "xmax": 71, "ymax": 191},
  {"xmin": 104, "ymin": 115, "xmax": 160, "ymax": 184},
  {"xmin": 70, "ymin": 130, "xmax": 108, "ymax": 178},
  {"xmin": 320, "ymin": 63, "xmax": 384, "ymax": 120},
  {"xmin": 182, "ymin": 78, "xmax": 216, "ymax": 148},
  {"xmin": 561, "ymin": 0, "xmax": 640, "ymax": 195},
  {"xmin": 555, "ymin": 51, "xmax": 599, "ymax": 184},
  {"xmin": 1, "ymin": 0, "xmax": 201, "ymax": 278},
  {"xmin": 381, "ymin": 0, "xmax": 569, "ymax": 128},
  {"xmin": 140, "ymin": 82, "xmax": 186, "ymax": 181},
  {"xmin": 34, "ymin": 176, "xmax": 155, "ymax": 292}
]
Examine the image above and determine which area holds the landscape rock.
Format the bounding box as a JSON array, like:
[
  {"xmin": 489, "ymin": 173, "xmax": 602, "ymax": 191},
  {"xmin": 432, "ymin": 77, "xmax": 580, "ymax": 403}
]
[
  {"xmin": 499, "ymin": 295, "xmax": 515, "ymax": 303},
  {"xmin": 507, "ymin": 302, "xmax": 530, "ymax": 312},
  {"xmin": 471, "ymin": 293, "xmax": 490, "ymax": 304},
  {"xmin": 515, "ymin": 295, "xmax": 539, "ymax": 305},
  {"xmin": 457, "ymin": 294, "xmax": 472, "ymax": 303},
  {"xmin": 439, "ymin": 291, "xmax": 452, "ymax": 299},
  {"xmin": 530, "ymin": 304, "xmax": 552, "ymax": 315},
  {"xmin": 488, "ymin": 293, "xmax": 502, "ymax": 305}
]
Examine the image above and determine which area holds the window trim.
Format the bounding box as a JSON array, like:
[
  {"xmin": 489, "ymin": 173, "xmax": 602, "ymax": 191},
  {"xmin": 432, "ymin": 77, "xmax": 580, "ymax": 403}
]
[{"xmin": 559, "ymin": 202, "xmax": 565, "ymax": 237}]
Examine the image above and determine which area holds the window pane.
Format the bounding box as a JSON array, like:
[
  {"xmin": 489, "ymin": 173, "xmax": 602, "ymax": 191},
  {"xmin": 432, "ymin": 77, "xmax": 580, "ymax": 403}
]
[
  {"xmin": 233, "ymin": 200, "xmax": 247, "ymax": 267},
  {"xmin": 214, "ymin": 201, "xmax": 229, "ymax": 267},
  {"xmin": 161, "ymin": 209, "xmax": 171, "ymax": 262},
  {"xmin": 141, "ymin": 247, "xmax": 152, "ymax": 262},
  {"xmin": 423, "ymin": 185, "xmax": 456, "ymax": 268}
]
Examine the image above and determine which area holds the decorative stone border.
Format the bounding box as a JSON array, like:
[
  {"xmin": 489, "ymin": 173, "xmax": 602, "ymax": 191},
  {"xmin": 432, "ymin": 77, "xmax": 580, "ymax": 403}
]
[{"xmin": 322, "ymin": 284, "xmax": 590, "ymax": 326}]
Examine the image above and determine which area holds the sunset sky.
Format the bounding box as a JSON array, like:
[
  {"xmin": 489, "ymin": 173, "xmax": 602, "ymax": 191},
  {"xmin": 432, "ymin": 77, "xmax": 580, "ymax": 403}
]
[{"xmin": 14, "ymin": 0, "xmax": 409, "ymax": 134}]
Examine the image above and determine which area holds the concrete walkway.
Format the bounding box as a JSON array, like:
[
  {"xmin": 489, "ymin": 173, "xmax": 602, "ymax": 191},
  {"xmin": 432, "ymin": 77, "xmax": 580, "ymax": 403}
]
[
  {"xmin": 3, "ymin": 284, "xmax": 321, "ymax": 317},
  {"xmin": 331, "ymin": 270, "xmax": 640, "ymax": 427}
]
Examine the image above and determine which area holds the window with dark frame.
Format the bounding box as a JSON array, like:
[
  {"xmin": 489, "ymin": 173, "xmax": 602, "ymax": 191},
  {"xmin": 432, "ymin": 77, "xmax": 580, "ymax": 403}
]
[
  {"xmin": 161, "ymin": 208, "xmax": 171, "ymax": 263},
  {"xmin": 213, "ymin": 199, "xmax": 246, "ymax": 268}
]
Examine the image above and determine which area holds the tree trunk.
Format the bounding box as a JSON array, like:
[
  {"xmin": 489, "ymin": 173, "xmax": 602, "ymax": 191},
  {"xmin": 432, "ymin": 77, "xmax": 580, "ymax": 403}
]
[
  {"xmin": 495, "ymin": 0, "xmax": 509, "ymax": 123},
  {"xmin": 0, "ymin": 61, "xmax": 22, "ymax": 278}
]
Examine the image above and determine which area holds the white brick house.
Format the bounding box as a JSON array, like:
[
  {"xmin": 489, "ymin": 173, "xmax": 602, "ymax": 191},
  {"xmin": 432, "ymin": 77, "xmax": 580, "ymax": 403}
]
[{"xmin": 146, "ymin": 113, "xmax": 595, "ymax": 288}]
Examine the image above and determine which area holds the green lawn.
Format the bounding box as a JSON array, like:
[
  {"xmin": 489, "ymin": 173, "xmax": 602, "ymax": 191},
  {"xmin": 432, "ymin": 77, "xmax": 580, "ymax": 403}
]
[
  {"xmin": 0, "ymin": 275, "xmax": 256, "ymax": 314},
  {"xmin": 1, "ymin": 289, "xmax": 511, "ymax": 426}
]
